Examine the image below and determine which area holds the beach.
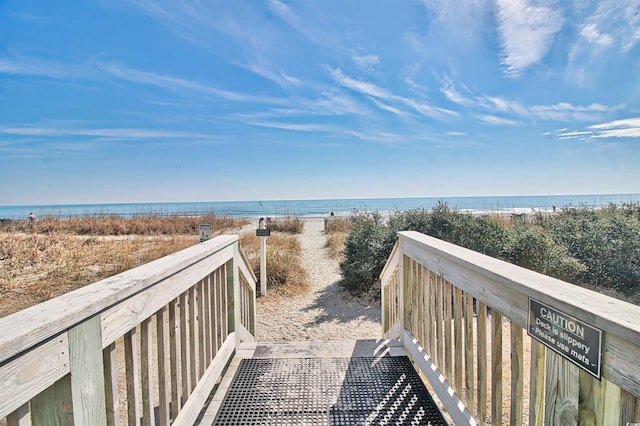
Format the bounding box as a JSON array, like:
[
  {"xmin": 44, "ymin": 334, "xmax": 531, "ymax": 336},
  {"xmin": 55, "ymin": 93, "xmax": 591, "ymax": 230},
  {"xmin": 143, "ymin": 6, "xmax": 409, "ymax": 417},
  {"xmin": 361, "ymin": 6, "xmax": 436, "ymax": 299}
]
[{"xmin": 255, "ymin": 217, "xmax": 382, "ymax": 341}]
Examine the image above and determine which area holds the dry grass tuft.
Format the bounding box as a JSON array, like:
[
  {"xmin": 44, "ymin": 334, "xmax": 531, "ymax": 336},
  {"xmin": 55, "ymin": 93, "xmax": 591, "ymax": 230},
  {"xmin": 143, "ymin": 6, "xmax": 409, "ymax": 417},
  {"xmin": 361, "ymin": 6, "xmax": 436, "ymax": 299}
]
[
  {"xmin": 324, "ymin": 216, "xmax": 352, "ymax": 233},
  {"xmin": 266, "ymin": 216, "xmax": 305, "ymax": 234},
  {"xmin": 0, "ymin": 214, "xmax": 250, "ymax": 318},
  {"xmin": 2, "ymin": 213, "xmax": 248, "ymax": 235},
  {"xmin": 325, "ymin": 232, "xmax": 347, "ymax": 260},
  {"xmin": 239, "ymin": 232, "xmax": 309, "ymax": 296}
]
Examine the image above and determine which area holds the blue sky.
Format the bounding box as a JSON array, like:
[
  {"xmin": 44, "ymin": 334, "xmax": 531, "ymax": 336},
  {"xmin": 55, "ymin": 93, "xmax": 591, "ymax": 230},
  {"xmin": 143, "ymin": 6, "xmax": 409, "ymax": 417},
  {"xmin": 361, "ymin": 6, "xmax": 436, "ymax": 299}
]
[{"xmin": 1, "ymin": 0, "xmax": 639, "ymax": 205}]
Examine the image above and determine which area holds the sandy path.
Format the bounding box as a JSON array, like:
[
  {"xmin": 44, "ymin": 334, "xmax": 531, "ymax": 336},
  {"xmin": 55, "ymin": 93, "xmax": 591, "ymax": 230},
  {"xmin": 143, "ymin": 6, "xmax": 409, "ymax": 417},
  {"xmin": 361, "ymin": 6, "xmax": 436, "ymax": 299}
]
[{"xmin": 256, "ymin": 217, "xmax": 381, "ymax": 341}]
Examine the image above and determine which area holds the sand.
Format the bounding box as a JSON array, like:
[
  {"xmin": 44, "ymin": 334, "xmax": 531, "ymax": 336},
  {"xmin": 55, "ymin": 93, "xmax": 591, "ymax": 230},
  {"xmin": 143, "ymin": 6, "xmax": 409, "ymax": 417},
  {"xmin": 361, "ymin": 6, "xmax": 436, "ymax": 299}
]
[{"xmin": 255, "ymin": 217, "xmax": 382, "ymax": 341}]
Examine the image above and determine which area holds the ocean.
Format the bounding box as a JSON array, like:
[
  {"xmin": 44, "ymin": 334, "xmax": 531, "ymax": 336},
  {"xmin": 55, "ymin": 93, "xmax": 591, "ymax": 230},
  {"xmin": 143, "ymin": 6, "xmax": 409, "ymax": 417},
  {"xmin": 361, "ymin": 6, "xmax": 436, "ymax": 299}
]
[{"xmin": 1, "ymin": 194, "xmax": 639, "ymax": 220}]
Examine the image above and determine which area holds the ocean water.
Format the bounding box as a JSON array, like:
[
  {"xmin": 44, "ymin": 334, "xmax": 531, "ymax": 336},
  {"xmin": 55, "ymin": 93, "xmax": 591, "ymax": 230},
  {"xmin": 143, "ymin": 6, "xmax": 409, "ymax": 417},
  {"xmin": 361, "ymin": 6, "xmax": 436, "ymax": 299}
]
[{"xmin": 1, "ymin": 194, "xmax": 639, "ymax": 220}]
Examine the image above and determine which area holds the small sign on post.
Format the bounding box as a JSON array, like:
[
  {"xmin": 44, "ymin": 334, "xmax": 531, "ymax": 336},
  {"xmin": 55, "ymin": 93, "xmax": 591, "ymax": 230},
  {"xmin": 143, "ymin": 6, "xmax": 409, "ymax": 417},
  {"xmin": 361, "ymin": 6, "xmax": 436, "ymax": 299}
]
[
  {"xmin": 256, "ymin": 218, "xmax": 269, "ymax": 296},
  {"xmin": 528, "ymin": 298, "xmax": 603, "ymax": 378},
  {"xmin": 199, "ymin": 224, "xmax": 212, "ymax": 242}
]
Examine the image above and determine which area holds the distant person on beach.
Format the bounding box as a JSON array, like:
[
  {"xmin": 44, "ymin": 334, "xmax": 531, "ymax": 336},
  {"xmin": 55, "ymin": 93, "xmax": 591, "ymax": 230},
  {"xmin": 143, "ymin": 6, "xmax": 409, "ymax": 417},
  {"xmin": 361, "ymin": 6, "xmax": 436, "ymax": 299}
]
[{"xmin": 28, "ymin": 212, "xmax": 37, "ymax": 222}]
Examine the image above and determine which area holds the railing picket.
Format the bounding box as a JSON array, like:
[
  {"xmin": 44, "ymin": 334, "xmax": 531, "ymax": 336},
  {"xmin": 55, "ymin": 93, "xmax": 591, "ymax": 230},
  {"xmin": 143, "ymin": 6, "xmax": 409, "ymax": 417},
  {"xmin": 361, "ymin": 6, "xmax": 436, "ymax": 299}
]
[
  {"xmin": 103, "ymin": 342, "xmax": 120, "ymax": 426},
  {"xmin": 435, "ymin": 275, "xmax": 444, "ymax": 370},
  {"xmin": 510, "ymin": 322, "xmax": 523, "ymax": 425},
  {"xmin": 189, "ymin": 285, "xmax": 198, "ymax": 390},
  {"xmin": 168, "ymin": 299, "xmax": 180, "ymax": 419},
  {"xmin": 464, "ymin": 292, "xmax": 475, "ymax": 412},
  {"xmin": 156, "ymin": 306, "xmax": 170, "ymax": 426},
  {"xmin": 203, "ymin": 274, "xmax": 212, "ymax": 363},
  {"xmin": 428, "ymin": 271, "xmax": 437, "ymax": 360},
  {"xmin": 529, "ymin": 341, "xmax": 545, "ymax": 426},
  {"xmin": 179, "ymin": 292, "xmax": 191, "ymax": 399},
  {"xmin": 140, "ymin": 317, "xmax": 155, "ymax": 426},
  {"xmin": 211, "ymin": 271, "xmax": 219, "ymax": 355},
  {"xmin": 124, "ymin": 328, "xmax": 141, "ymax": 426},
  {"xmin": 454, "ymin": 286, "xmax": 464, "ymax": 395},
  {"xmin": 477, "ymin": 301, "xmax": 488, "ymax": 423},
  {"xmin": 545, "ymin": 353, "xmax": 579, "ymax": 425},
  {"xmin": 492, "ymin": 310, "xmax": 503, "ymax": 425},
  {"xmin": 444, "ymin": 280, "xmax": 453, "ymax": 381},
  {"xmin": 197, "ymin": 279, "xmax": 206, "ymax": 379}
]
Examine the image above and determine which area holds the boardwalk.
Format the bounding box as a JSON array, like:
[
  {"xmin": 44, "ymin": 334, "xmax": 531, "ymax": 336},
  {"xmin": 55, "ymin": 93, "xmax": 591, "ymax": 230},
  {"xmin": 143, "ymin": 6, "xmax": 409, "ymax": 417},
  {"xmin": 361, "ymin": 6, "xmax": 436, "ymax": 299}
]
[{"xmin": 197, "ymin": 339, "xmax": 447, "ymax": 425}]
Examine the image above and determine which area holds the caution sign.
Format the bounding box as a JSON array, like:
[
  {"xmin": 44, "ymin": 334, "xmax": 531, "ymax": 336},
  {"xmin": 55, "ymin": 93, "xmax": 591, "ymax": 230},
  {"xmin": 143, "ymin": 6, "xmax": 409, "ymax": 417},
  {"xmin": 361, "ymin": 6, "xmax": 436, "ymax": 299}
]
[{"xmin": 528, "ymin": 298, "xmax": 602, "ymax": 379}]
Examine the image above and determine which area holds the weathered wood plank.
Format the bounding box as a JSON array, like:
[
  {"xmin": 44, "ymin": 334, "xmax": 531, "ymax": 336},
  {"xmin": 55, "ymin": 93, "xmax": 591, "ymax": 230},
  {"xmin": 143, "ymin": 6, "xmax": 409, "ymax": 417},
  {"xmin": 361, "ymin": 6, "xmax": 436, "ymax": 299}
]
[
  {"xmin": 464, "ymin": 292, "xmax": 475, "ymax": 411},
  {"xmin": 124, "ymin": 328, "xmax": 141, "ymax": 426},
  {"xmin": 30, "ymin": 375, "xmax": 73, "ymax": 426},
  {"xmin": 197, "ymin": 279, "xmax": 206, "ymax": 379},
  {"xmin": 179, "ymin": 292, "xmax": 190, "ymax": 400},
  {"xmin": 510, "ymin": 322, "xmax": 523, "ymax": 426},
  {"xmin": 428, "ymin": 270, "xmax": 436, "ymax": 360},
  {"xmin": 477, "ymin": 301, "xmax": 487, "ymax": 423},
  {"xmin": 68, "ymin": 315, "xmax": 107, "ymax": 426},
  {"xmin": 620, "ymin": 390, "xmax": 637, "ymax": 425},
  {"xmin": 492, "ymin": 310, "xmax": 503, "ymax": 425},
  {"xmin": 140, "ymin": 317, "xmax": 155, "ymax": 426},
  {"xmin": 454, "ymin": 286, "xmax": 464, "ymax": 395},
  {"xmin": 436, "ymin": 275, "xmax": 444, "ymax": 369},
  {"xmin": 578, "ymin": 369, "xmax": 596, "ymax": 426},
  {"xmin": 545, "ymin": 353, "xmax": 579, "ymax": 425},
  {"xmin": 103, "ymin": 342, "xmax": 120, "ymax": 426},
  {"xmin": 188, "ymin": 285, "xmax": 198, "ymax": 390},
  {"xmin": 156, "ymin": 306, "xmax": 170, "ymax": 426},
  {"xmin": 0, "ymin": 333, "xmax": 70, "ymax": 419},
  {"xmin": 529, "ymin": 342, "xmax": 545, "ymax": 426},
  {"xmin": 168, "ymin": 299, "xmax": 180, "ymax": 419},
  {"xmin": 444, "ymin": 280, "xmax": 453, "ymax": 381}
]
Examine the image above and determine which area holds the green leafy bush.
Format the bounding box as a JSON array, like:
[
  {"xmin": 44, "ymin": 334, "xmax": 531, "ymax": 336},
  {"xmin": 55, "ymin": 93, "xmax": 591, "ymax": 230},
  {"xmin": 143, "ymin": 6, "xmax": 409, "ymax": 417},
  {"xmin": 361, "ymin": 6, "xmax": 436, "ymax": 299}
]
[
  {"xmin": 339, "ymin": 203, "xmax": 639, "ymax": 298},
  {"xmin": 339, "ymin": 212, "xmax": 395, "ymax": 292},
  {"xmin": 539, "ymin": 204, "xmax": 640, "ymax": 293}
]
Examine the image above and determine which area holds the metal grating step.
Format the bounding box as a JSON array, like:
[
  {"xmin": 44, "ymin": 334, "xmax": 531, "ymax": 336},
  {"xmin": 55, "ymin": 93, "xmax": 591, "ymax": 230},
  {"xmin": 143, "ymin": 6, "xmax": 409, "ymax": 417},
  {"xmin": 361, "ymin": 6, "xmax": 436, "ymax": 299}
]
[{"xmin": 214, "ymin": 356, "xmax": 448, "ymax": 425}]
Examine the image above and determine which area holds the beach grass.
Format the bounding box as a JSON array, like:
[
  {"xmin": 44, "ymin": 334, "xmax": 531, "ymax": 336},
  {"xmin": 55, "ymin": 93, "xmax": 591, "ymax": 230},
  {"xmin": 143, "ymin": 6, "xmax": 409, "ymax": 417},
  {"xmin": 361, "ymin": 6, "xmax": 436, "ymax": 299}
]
[
  {"xmin": 266, "ymin": 215, "xmax": 305, "ymax": 234},
  {"xmin": 239, "ymin": 232, "xmax": 309, "ymax": 296},
  {"xmin": 0, "ymin": 214, "xmax": 250, "ymax": 318}
]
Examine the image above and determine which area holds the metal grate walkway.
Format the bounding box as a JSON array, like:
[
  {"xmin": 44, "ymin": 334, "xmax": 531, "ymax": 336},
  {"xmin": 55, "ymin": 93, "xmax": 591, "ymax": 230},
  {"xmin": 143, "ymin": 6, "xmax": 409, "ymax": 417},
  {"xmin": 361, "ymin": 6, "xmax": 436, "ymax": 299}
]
[{"xmin": 198, "ymin": 340, "xmax": 448, "ymax": 425}]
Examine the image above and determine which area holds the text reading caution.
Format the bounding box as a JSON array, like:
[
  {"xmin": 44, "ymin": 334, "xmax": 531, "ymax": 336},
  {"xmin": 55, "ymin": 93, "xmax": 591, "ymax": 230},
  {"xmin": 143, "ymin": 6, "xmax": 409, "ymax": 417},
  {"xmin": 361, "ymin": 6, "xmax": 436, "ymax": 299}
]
[{"xmin": 528, "ymin": 298, "xmax": 602, "ymax": 379}]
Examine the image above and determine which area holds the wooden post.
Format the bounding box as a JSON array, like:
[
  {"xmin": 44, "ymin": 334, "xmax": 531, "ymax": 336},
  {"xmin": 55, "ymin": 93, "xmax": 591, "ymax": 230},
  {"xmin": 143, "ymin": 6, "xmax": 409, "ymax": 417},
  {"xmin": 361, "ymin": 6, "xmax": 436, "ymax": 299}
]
[
  {"xmin": 69, "ymin": 315, "xmax": 107, "ymax": 426},
  {"xmin": 260, "ymin": 236, "xmax": 267, "ymax": 296}
]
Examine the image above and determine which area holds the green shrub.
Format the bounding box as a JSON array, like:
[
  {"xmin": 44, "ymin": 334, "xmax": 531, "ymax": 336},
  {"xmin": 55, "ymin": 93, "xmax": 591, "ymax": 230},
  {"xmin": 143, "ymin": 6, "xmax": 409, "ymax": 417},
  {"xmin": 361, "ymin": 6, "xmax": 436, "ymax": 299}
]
[
  {"xmin": 502, "ymin": 224, "xmax": 586, "ymax": 282},
  {"xmin": 339, "ymin": 212, "xmax": 395, "ymax": 293},
  {"xmin": 540, "ymin": 204, "xmax": 640, "ymax": 293}
]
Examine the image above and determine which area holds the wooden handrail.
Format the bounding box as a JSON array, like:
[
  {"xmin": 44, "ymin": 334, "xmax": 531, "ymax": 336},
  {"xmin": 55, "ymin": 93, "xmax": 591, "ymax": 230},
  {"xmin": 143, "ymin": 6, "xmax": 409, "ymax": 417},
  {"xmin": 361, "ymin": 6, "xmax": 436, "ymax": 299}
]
[
  {"xmin": 381, "ymin": 230, "xmax": 640, "ymax": 425},
  {"xmin": 0, "ymin": 234, "xmax": 257, "ymax": 425}
]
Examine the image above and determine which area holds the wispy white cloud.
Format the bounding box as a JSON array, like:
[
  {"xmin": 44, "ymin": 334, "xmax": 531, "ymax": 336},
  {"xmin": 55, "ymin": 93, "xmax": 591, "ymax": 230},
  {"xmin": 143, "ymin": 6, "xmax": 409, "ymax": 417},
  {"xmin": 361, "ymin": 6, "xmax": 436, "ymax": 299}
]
[
  {"xmin": 551, "ymin": 117, "xmax": 640, "ymax": 141},
  {"xmin": 475, "ymin": 114, "xmax": 518, "ymax": 126},
  {"xmin": 446, "ymin": 131, "xmax": 467, "ymax": 136},
  {"xmin": 575, "ymin": 0, "xmax": 640, "ymax": 53},
  {"xmin": 0, "ymin": 123, "xmax": 212, "ymax": 140},
  {"xmin": 495, "ymin": 0, "xmax": 564, "ymax": 77},
  {"xmin": 530, "ymin": 102, "xmax": 611, "ymax": 121},
  {"xmin": 588, "ymin": 117, "xmax": 640, "ymax": 138},
  {"xmin": 330, "ymin": 68, "xmax": 457, "ymax": 120},
  {"xmin": 248, "ymin": 121, "xmax": 337, "ymax": 133},
  {"xmin": 353, "ymin": 54, "xmax": 380, "ymax": 71}
]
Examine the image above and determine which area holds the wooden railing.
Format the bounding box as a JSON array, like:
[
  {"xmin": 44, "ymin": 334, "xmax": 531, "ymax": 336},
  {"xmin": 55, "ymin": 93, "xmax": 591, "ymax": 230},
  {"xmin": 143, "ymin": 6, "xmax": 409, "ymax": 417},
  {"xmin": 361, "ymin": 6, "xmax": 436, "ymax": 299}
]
[
  {"xmin": 381, "ymin": 231, "xmax": 640, "ymax": 425},
  {"xmin": 0, "ymin": 234, "xmax": 256, "ymax": 426}
]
